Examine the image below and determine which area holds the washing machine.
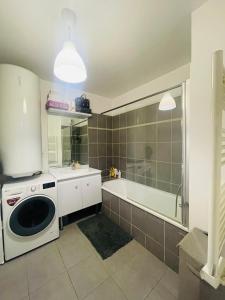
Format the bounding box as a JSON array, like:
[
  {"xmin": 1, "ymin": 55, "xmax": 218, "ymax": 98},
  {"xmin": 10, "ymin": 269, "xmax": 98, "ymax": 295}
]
[
  {"xmin": 0, "ymin": 193, "xmax": 4, "ymax": 264},
  {"xmin": 2, "ymin": 174, "xmax": 59, "ymax": 261}
]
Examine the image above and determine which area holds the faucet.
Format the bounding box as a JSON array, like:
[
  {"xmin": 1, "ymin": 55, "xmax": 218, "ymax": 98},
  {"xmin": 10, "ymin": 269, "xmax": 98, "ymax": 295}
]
[{"xmin": 175, "ymin": 183, "xmax": 182, "ymax": 218}]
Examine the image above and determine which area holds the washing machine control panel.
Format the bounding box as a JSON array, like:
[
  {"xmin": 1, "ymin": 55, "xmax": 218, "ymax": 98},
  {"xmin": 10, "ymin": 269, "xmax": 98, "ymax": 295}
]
[
  {"xmin": 30, "ymin": 186, "xmax": 36, "ymax": 192},
  {"xmin": 43, "ymin": 182, "xmax": 55, "ymax": 189}
]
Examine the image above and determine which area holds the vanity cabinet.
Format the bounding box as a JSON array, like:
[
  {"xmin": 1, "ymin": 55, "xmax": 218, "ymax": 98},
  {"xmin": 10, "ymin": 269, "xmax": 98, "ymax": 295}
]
[
  {"xmin": 57, "ymin": 174, "xmax": 101, "ymax": 217},
  {"xmin": 80, "ymin": 175, "xmax": 101, "ymax": 209},
  {"xmin": 58, "ymin": 178, "xmax": 83, "ymax": 217}
]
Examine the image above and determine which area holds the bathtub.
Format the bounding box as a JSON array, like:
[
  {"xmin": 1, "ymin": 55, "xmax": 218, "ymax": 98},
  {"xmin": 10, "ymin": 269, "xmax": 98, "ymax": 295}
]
[{"xmin": 102, "ymin": 178, "xmax": 187, "ymax": 231}]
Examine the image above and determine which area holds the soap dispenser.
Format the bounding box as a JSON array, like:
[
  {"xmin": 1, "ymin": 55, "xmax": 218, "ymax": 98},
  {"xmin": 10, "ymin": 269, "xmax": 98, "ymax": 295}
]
[{"xmin": 75, "ymin": 161, "xmax": 80, "ymax": 169}]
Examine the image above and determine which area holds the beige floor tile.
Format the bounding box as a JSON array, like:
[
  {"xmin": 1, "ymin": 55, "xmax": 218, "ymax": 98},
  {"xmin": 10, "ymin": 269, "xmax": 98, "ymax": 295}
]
[
  {"xmin": 103, "ymin": 240, "xmax": 146, "ymax": 275},
  {"xmin": 57, "ymin": 224, "xmax": 86, "ymax": 247},
  {"xmin": 123, "ymin": 239, "xmax": 150, "ymax": 257},
  {"xmin": 26, "ymin": 249, "xmax": 66, "ymax": 293},
  {"xmin": 0, "ymin": 256, "xmax": 26, "ymax": 277},
  {"xmin": 127, "ymin": 249, "xmax": 167, "ymax": 282},
  {"xmin": 159, "ymin": 268, "xmax": 178, "ymax": 298},
  {"xmin": 68, "ymin": 255, "xmax": 109, "ymax": 299},
  {"xmin": 58, "ymin": 237, "xmax": 94, "ymax": 269},
  {"xmin": 145, "ymin": 282, "xmax": 177, "ymax": 300},
  {"xmin": 0, "ymin": 257, "xmax": 29, "ymax": 300},
  {"xmin": 25, "ymin": 241, "xmax": 59, "ymax": 263},
  {"xmin": 103, "ymin": 247, "xmax": 134, "ymax": 275},
  {"xmin": 0, "ymin": 224, "xmax": 173, "ymax": 300},
  {"xmin": 112, "ymin": 263, "xmax": 157, "ymax": 300},
  {"xmin": 84, "ymin": 278, "xmax": 127, "ymax": 300},
  {"xmin": 30, "ymin": 272, "xmax": 78, "ymax": 300}
]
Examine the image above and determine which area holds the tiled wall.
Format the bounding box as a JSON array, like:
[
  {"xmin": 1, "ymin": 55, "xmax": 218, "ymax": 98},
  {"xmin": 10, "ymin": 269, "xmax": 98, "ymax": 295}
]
[
  {"xmin": 102, "ymin": 190, "xmax": 187, "ymax": 272},
  {"xmin": 71, "ymin": 123, "xmax": 88, "ymax": 164},
  {"xmin": 61, "ymin": 126, "xmax": 71, "ymax": 165},
  {"xmin": 88, "ymin": 114, "xmax": 113, "ymax": 181},
  {"xmin": 111, "ymin": 97, "xmax": 183, "ymax": 194},
  {"xmin": 87, "ymin": 97, "xmax": 182, "ymax": 193}
]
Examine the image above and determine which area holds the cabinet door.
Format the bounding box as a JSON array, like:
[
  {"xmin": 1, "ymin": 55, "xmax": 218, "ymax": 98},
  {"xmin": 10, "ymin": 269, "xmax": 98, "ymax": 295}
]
[
  {"xmin": 81, "ymin": 175, "xmax": 102, "ymax": 209},
  {"xmin": 58, "ymin": 179, "xmax": 82, "ymax": 217}
]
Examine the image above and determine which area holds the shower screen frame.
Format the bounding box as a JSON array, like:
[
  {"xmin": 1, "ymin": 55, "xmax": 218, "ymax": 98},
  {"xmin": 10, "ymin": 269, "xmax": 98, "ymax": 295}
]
[
  {"xmin": 181, "ymin": 81, "xmax": 189, "ymax": 228},
  {"xmin": 101, "ymin": 81, "xmax": 189, "ymax": 229}
]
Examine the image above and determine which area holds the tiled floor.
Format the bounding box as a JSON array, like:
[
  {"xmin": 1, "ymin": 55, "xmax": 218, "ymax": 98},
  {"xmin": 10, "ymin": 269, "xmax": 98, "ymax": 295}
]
[{"xmin": 0, "ymin": 222, "xmax": 179, "ymax": 300}]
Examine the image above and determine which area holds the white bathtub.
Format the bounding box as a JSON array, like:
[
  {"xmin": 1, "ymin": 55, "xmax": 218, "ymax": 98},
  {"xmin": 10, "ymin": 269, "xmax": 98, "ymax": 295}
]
[{"xmin": 102, "ymin": 178, "xmax": 187, "ymax": 231}]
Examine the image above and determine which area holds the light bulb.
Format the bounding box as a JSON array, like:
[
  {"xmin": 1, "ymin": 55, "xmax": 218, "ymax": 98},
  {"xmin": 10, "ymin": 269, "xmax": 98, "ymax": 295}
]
[
  {"xmin": 54, "ymin": 41, "xmax": 87, "ymax": 83},
  {"xmin": 159, "ymin": 93, "xmax": 176, "ymax": 111}
]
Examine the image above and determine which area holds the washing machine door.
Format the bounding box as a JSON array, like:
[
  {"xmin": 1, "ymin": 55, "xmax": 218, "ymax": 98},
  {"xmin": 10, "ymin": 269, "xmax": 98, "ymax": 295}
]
[{"xmin": 9, "ymin": 196, "xmax": 56, "ymax": 236}]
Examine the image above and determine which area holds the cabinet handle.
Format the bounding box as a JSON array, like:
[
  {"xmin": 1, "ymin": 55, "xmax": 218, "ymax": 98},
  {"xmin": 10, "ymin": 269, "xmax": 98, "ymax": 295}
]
[
  {"xmin": 75, "ymin": 186, "xmax": 78, "ymax": 189},
  {"xmin": 86, "ymin": 183, "xmax": 90, "ymax": 187}
]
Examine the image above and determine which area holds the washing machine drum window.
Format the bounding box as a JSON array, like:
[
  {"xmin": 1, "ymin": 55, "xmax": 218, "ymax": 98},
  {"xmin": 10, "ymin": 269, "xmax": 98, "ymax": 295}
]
[{"xmin": 9, "ymin": 196, "xmax": 55, "ymax": 236}]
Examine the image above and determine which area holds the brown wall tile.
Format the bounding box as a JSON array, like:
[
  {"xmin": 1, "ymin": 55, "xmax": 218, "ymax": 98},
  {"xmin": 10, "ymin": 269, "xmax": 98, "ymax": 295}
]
[
  {"xmin": 110, "ymin": 211, "xmax": 120, "ymax": 225},
  {"xmin": 119, "ymin": 199, "xmax": 131, "ymax": 222},
  {"xmin": 89, "ymin": 144, "xmax": 98, "ymax": 157},
  {"xmin": 165, "ymin": 249, "xmax": 179, "ymax": 273},
  {"xmin": 88, "ymin": 114, "xmax": 98, "ymax": 127},
  {"xmin": 98, "ymin": 130, "xmax": 107, "ymax": 143},
  {"xmin": 165, "ymin": 223, "xmax": 186, "ymax": 256},
  {"xmin": 120, "ymin": 217, "xmax": 131, "ymax": 235},
  {"xmin": 131, "ymin": 225, "xmax": 145, "ymax": 247},
  {"xmin": 132, "ymin": 206, "xmax": 147, "ymax": 232},
  {"xmin": 101, "ymin": 191, "xmax": 185, "ymax": 273},
  {"xmin": 110, "ymin": 194, "xmax": 119, "ymax": 214},
  {"xmin": 157, "ymin": 122, "xmax": 171, "ymax": 142},
  {"xmin": 157, "ymin": 142, "xmax": 171, "ymax": 162},
  {"xmin": 144, "ymin": 214, "xmax": 164, "ymax": 245},
  {"xmin": 172, "ymin": 120, "xmax": 182, "ymax": 142},
  {"xmin": 102, "ymin": 190, "xmax": 111, "ymax": 209},
  {"xmin": 98, "ymin": 115, "xmax": 107, "ymax": 128},
  {"xmin": 146, "ymin": 236, "xmax": 164, "ymax": 262}
]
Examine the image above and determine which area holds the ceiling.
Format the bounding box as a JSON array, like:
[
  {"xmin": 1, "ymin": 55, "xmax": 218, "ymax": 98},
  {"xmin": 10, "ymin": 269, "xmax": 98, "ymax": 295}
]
[{"xmin": 0, "ymin": 0, "xmax": 207, "ymax": 98}]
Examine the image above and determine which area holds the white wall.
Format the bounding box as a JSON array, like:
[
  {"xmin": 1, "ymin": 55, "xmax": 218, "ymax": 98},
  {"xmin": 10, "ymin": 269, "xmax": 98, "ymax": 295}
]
[
  {"xmin": 40, "ymin": 79, "xmax": 111, "ymax": 171},
  {"xmin": 112, "ymin": 64, "xmax": 190, "ymax": 108},
  {"xmin": 189, "ymin": 0, "xmax": 225, "ymax": 232}
]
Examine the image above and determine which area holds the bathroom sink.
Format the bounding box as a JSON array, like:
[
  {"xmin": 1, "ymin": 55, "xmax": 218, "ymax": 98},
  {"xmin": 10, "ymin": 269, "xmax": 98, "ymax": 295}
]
[
  {"xmin": 49, "ymin": 166, "xmax": 101, "ymax": 181},
  {"xmin": 57, "ymin": 167, "xmax": 90, "ymax": 173}
]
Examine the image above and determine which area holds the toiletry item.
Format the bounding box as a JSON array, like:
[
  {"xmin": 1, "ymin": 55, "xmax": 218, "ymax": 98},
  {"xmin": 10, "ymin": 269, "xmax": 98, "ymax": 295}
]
[
  {"xmin": 71, "ymin": 161, "xmax": 76, "ymax": 170},
  {"xmin": 114, "ymin": 168, "xmax": 118, "ymax": 178},
  {"xmin": 118, "ymin": 170, "xmax": 121, "ymax": 179},
  {"xmin": 46, "ymin": 99, "xmax": 69, "ymax": 111},
  {"xmin": 75, "ymin": 94, "xmax": 92, "ymax": 114},
  {"xmin": 75, "ymin": 161, "xmax": 80, "ymax": 169},
  {"xmin": 109, "ymin": 167, "xmax": 115, "ymax": 178}
]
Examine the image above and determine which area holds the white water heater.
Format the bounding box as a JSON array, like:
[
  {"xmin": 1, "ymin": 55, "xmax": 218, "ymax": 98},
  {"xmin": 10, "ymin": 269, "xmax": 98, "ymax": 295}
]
[{"xmin": 0, "ymin": 64, "xmax": 42, "ymax": 177}]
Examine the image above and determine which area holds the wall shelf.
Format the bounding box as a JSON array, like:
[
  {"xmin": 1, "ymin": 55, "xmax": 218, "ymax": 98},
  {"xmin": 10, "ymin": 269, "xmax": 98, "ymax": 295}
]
[{"xmin": 47, "ymin": 108, "xmax": 92, "ymax": 119}]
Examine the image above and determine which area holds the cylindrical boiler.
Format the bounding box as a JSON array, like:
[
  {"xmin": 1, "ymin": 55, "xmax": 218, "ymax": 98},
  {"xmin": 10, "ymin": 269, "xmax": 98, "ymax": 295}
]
[{"xmin": 0, "ymin": 64, "xmax": 42, "ymax": 177}]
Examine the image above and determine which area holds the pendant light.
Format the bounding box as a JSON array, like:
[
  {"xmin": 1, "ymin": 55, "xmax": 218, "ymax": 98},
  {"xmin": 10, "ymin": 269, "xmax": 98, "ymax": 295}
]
[
  {"xmin": 54, "ymin": 8, "xmax": 87, "ymax": 83},
  {"xmin": 158, "ymin": 92, "xmax": 176, "ymax": 111}
]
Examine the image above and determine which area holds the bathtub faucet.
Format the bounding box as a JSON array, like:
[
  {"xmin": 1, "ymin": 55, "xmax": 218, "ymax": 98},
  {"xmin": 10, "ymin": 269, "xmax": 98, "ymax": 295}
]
[{"xmin": 175, "ymin": 184, "xmax": 182, "ymax": 218}]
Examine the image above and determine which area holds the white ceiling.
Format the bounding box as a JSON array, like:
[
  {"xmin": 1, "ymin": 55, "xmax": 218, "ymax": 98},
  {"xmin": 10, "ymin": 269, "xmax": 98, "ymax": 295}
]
[{"xmin": 0, "ymin": 0, "xmax": 206, "ymax": 98}]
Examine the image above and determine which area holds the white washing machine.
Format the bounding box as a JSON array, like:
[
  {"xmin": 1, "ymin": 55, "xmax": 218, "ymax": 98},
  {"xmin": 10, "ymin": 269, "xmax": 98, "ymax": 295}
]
[
  {"xmin": 2, "ymin": 174, "xmax": 59, "ymax": 261},
  {"xmin": 0, "ymin": 193, "xmax": 4, "ymax": 264}
]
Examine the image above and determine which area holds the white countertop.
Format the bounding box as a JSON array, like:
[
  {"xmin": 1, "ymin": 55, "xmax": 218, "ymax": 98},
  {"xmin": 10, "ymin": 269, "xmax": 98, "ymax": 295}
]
[{"xmin": 49, "ymin": 166, "xmax": 101, "ymax": 181}]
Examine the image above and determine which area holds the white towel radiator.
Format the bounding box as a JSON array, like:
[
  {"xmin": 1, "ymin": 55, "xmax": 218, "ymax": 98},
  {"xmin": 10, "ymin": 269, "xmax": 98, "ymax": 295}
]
[{"xmin": 200, "ymin": 50, "xmax": 225, "ymax": 288}]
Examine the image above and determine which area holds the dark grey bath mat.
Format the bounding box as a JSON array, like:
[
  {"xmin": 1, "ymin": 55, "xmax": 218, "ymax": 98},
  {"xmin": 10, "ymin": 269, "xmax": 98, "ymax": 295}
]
[{"xmin": 77, "ymin": 214, "xmax": 133, "ymax": 259}]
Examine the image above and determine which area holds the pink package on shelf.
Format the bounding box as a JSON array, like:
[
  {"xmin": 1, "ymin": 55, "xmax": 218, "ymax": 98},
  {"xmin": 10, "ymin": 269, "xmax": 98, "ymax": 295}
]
[{"xmin": 46, "ymin": 99, "xmax": 69, "ymax": 111}]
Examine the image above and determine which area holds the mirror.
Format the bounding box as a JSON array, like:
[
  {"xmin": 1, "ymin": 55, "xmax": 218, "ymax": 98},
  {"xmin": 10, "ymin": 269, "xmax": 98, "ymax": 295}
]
[{"xmin": 47, "ymin": 115, "xmax": 88, "ymax": 167}]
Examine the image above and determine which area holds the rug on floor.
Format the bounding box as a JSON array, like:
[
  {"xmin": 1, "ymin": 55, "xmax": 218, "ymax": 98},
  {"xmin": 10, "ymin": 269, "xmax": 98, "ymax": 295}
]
[{"xmin": 77, "ymin": 214, "xmax": 133, "ymax": 259}]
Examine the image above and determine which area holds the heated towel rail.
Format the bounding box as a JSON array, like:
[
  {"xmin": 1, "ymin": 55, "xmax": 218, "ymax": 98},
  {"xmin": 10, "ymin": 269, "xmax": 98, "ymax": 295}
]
[{"xmin": 200, "ymin": 50, "xmax": 225, "ymax": 288}]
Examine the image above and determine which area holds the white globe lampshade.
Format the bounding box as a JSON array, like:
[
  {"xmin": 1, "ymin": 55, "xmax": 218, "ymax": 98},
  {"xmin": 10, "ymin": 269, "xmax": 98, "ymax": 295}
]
[
  {"xmin": 54, "ymin": 41, "xmax": 87, "ymax": 83},
  {"xmin": 159, "ymin": 93, "xmax": 176, "ymax": 111}
]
